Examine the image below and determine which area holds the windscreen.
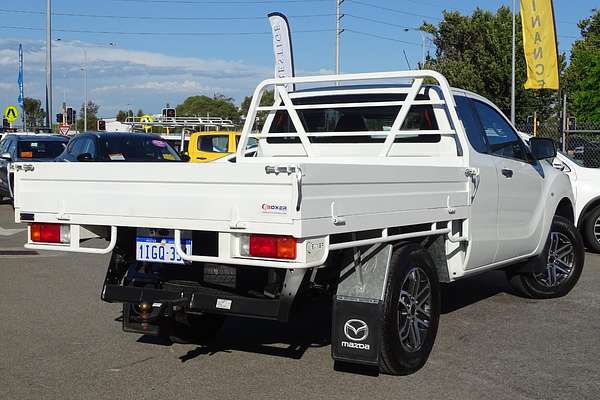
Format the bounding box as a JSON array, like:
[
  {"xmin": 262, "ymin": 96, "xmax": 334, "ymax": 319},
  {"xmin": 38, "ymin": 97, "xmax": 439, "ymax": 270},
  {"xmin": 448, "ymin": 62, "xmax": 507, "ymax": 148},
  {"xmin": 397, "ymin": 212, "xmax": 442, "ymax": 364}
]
[
  {"xmin": 267, "ymin": 93, "xmax": 439, "ymax": 144},
  {"xmin": 97, "ymin": 137, "xmax": 181, "ymax": 161},
  {"xmin": 17, "ymin": 140, "xmax": 67, "ymax": 159}
]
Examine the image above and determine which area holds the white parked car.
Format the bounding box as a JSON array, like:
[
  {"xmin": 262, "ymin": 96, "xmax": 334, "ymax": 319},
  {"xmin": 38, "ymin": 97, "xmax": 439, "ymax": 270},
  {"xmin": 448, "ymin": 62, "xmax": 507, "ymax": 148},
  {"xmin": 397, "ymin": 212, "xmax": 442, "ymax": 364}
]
[
  {"xmin": 553, "ymin": 152, "xmax": 600, "ymax": 252},
  {"xmin": 13, "ymin": 70, "xmax": 584, "ymax": 375}
]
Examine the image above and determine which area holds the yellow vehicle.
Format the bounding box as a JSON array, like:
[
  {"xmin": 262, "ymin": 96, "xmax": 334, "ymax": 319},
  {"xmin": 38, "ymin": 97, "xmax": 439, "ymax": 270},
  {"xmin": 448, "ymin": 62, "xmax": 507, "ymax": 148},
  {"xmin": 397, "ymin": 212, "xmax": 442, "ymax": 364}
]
[{"xmin": 188, "ymin": 131, "xmax": 256, "ymax": 162}]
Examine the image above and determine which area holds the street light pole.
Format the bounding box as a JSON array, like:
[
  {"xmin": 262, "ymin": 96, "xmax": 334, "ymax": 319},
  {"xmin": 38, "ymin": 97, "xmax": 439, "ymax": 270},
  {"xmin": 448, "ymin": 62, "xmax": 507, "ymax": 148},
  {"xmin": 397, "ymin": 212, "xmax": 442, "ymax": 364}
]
[
  {"xmin": 45, "ymin": 0, "xmax": 52, "ymax": 130},
  {"xmin": 82, "ymin": 48, "xmax": 87, "ymax": 132},
  {"xmin": 511, "ymin": 0, "xmax": 517, "ymax": 125},
  {"xmin": 335, "ymin": 0, "xmax": 344, "ymax": 75}
]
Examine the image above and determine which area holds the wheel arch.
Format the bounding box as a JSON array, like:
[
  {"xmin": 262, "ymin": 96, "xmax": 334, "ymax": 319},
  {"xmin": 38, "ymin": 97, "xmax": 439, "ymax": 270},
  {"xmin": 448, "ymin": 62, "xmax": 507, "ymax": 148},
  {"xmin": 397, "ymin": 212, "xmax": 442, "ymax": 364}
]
[
  {"xmin": 555, "ymin": 197, "xmax": 575, "ymax": 224},
  {"xmin": 577, "ymin": 196, "xmax": 600, "ymax": 228}
]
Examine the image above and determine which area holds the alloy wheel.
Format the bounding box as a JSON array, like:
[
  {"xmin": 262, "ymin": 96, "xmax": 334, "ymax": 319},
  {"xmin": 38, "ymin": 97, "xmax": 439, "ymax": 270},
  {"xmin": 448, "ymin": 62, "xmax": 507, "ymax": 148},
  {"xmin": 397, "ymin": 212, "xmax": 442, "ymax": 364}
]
[
  {"xmin": 397, "ymin": 267, "xmax": 432, "ymax": 353},
  {"xmin": 534, "ymin": 232, "xmax": 576, "ymax": 288}
]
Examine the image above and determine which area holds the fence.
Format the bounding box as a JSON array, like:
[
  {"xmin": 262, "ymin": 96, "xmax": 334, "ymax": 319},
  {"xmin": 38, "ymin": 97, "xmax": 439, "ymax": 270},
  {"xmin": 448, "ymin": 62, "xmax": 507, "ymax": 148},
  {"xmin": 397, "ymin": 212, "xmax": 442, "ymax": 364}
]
[{"xmin": 518, "ymin": 120, "xmax": 600, "ymax": 168}]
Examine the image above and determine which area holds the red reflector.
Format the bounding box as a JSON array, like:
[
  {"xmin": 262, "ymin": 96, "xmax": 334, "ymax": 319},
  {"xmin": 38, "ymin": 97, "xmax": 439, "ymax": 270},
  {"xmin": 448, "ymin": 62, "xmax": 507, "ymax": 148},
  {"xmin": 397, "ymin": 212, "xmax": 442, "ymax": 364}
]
[
  {"xmin": 30, "ymin": 223, "xmax": 61, "ymax": 243},
  {"xmin": 249, "ymin": 234, "xmax": 296, "ymax": 260}
]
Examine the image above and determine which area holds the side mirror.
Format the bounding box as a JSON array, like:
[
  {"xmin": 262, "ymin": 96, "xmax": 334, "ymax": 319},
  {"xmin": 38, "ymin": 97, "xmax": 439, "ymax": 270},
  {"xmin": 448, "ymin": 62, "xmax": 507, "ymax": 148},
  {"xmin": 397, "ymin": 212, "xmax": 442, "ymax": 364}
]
[
  {"xmin": 180, "ymin": 154, "xmax": 191, "ymax": 162},
  {"xmin": 76, "ymin": 153, "xmax": 93, "ymax": 162},
  {"xmin": 530, "ymin": 137, "xmax": 557, "ymax": 160},
  {"xmin": 0, "ymin": 152, "xmax": 11, "ymax": 161}
]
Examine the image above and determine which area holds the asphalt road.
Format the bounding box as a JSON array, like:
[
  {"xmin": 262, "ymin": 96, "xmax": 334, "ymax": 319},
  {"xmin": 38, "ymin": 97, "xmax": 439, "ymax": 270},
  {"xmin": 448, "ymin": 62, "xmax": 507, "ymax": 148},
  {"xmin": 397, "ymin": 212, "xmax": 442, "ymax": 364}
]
[{"xmin": 0, "ymin": 202, "xmax": 598, "ymax": 400}]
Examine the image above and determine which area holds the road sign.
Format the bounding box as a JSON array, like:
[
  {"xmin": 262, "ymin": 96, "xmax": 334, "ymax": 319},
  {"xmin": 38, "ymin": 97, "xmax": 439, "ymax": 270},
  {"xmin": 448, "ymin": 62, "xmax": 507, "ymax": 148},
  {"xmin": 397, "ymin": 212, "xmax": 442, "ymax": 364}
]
[
  {"xmin": 59, "ymin": 124, "xmax": 70, "ymax": 135},
  {"xmin": 3, "ymin": 105, "xmax": 18, "ymax": 123},
  {"xmin": 140, "ymin": 114, "xmax": 154, "ymax": 132}
]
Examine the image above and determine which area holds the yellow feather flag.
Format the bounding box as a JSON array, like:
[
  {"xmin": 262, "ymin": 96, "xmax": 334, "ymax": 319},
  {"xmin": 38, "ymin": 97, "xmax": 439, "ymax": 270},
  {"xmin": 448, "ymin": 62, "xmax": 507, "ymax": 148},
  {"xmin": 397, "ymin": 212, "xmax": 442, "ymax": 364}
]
[{"xmin": 520, "ymin": 0, "xmax": 560, "ymax": 89}]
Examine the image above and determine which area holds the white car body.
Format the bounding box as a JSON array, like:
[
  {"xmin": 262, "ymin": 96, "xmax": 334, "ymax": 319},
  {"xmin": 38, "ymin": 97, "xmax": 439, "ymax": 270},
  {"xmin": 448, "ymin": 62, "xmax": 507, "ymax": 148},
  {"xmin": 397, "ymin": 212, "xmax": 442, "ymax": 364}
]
[
  {"xmin": 12, "ymin": 70, "xmax": 573, "ymax": 278},
  {"xmin": 554, "ymin": 153, "xmax": 600, "ymax": 228}
]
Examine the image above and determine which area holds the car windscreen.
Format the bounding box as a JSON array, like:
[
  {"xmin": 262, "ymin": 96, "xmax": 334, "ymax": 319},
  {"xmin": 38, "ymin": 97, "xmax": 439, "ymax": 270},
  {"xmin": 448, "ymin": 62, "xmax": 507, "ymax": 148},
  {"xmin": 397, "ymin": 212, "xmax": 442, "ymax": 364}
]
[
  {"xmin": 97, "ymin": 137, "xmax": 181, "ymax": 161},
  {"xmin": 17, "ymin": 140, "xmax": 67, "ymax": 159},
  {"xmin": 266, "ymin": 93, "xmax": 439, "ymax": 144}
]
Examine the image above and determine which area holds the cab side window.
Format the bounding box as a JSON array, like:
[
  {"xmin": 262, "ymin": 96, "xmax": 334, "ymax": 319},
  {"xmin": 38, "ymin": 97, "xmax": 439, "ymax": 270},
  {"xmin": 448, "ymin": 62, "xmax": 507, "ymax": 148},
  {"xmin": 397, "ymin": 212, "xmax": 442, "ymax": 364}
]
[
  {"xmin": 472, "ymin": 100, "xmax": 528, "ymax": 161},
  {"xmin": 81, "ymin": 138, "xmax": 97, "ymax": 158},
  {"xmin": 454, "ymin": 95, "xmax": 487, "ymax": 153},
  {"xmin": 69, "ymin": 138, "xmax": 86, "ymax": 156}
]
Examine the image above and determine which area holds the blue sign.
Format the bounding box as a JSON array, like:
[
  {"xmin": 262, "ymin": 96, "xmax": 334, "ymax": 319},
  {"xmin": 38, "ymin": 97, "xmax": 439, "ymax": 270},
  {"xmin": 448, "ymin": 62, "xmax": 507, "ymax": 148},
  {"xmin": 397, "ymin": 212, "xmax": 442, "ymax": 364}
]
[{"xmin": 17, "ymin": 44, "xmax": 24, "ymax": 109}]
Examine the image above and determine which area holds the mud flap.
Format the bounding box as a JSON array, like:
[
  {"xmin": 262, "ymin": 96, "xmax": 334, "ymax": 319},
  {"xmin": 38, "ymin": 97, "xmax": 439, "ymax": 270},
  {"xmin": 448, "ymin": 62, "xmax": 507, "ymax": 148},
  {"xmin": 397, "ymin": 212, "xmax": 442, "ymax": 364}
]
[
  {"xmin": 331, "ymin": 244, "xmax": 392, "ymax": 367},
  {"xmin": 331, "ymin": 296, "xmax": 383, "ymax": 366}
]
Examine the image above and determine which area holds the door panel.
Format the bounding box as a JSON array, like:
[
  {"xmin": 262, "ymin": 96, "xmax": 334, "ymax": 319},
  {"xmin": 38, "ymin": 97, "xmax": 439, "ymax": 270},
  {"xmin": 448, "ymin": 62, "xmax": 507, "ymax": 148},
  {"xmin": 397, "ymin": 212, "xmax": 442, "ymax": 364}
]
[
  {"xmin": 454, "ymin": 94, "xmax": 499, "ymax": 269},
  {"xmin": 470, "ymin": 99, "xmax": 545, "ymax": 263},
  {"xmin": 494, "ymin": 158, "xmax": 545, "ymax": 261}
]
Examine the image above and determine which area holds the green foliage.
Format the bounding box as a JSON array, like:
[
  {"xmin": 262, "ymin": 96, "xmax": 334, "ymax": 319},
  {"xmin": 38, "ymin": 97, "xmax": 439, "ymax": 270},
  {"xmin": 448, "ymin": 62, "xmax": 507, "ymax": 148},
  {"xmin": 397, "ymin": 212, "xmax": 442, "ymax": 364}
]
[
  {"xmin": 23, "ymin": 97, "xmax": 46, "ymax": 128},
  {"xmin": 423, "ymin": 6, "xmax": 563, "ymax": 123},
  {"xmin": 239, "ymin": 90, "xmax": 275, "ymax": 117},
  {"xmin": 77, "ymin": 101, "xmax": 100, "ymax": 131},
  {"xmin": 176, "ymin": 94, "xmax": 239, "ymax": 120},
  {"xmin": 115, "ymin": 110, "xmax": 128, "ymax": 122},
  {"xmin": 136, "ymin": 109, "xmax": 145, "ymax": 117},
  {"xmin": 564, "ymin": 10, "xmax": 600, "ymax": 121}
]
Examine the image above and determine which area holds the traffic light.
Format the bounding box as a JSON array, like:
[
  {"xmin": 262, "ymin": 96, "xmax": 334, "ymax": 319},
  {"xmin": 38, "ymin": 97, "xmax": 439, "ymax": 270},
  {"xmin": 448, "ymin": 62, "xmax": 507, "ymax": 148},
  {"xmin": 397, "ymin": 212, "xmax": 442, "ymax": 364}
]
[
  {"xmin": 2, "ymin": 118, "xmax": 8, "ymax": 129},
  {"xmin": 66, "ymin": 108, "xmax": 76, "ymax": 124},
  {"xmin": 56, "ymin": 113, "xmax": 64, "ymax": 123},
  {"xmin": 97, "ymin": 120, "xmax": 106, "ymax": 131},
  {"xmin": 162, "ymin": 108, "xmax": 176, "ymax": 118}
]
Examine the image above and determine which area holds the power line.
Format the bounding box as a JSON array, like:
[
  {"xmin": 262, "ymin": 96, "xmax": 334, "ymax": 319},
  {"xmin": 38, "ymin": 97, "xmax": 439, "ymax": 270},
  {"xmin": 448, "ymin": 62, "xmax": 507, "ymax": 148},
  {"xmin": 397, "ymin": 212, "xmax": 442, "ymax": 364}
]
[
  {"xmin": 0, "ymin": 25, "xmax": 333, "ymax": 36},
  {"xmin": 0, "ymin": 8, "xmax": 334, "ymax": 21},
  {"xmin": 345, "ymin": 14, "xmax": 414, "ymax": 30},
  {"xmin": 345, "ymin": 29, "xmax": 422, "ymax": 47},
  {"xmin": 346, "ymin": 0, "xmax": 442, "ymax": 21}
]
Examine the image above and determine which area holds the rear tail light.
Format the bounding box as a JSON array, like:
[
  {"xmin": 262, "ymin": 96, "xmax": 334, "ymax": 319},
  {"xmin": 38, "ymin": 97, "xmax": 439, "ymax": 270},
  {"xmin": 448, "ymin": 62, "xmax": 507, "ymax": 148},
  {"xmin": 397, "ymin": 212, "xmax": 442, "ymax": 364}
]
[
  {"xmin": 240, "ymin": 234, "xmax": 297, "ymax": 260},
  {"xmin": 30, "ymin": 223, "xmax": 70, "ymax": 244}
]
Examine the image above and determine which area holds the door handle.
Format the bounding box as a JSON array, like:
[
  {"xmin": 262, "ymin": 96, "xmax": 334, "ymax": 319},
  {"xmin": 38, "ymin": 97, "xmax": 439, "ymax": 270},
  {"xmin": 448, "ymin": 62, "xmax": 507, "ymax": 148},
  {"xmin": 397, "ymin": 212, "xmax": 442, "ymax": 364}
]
[{"xmin": 501, "ymin": 168, "xmax": 514, "ymax": 178}]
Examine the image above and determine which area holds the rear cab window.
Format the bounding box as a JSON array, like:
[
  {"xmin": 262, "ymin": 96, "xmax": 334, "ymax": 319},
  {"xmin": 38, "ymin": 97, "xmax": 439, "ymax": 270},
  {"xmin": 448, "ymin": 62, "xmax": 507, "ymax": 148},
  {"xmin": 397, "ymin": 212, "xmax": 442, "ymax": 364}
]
[
  {"xmin": 98, "ymin": 137, "xmax": 181, "ymax": 161},
  {"xmin": 17, "ymin": 139, "xmax": 66, "ymax": 159},
  {"xmin": 198, "ymin": 135, "xmax": 229, "ymax": 153},
  {"xmin": 266, "ymin": 93, "xmax": 440, "ymax": 144}
]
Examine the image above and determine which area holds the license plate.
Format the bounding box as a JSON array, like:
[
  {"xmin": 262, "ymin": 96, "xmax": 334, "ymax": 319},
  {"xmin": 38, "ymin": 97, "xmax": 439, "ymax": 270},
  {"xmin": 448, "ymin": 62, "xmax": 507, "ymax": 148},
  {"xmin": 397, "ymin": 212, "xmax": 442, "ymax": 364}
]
[{"xmin": 136, "ymin": 237, "xmax": 192, "ymax": 264}]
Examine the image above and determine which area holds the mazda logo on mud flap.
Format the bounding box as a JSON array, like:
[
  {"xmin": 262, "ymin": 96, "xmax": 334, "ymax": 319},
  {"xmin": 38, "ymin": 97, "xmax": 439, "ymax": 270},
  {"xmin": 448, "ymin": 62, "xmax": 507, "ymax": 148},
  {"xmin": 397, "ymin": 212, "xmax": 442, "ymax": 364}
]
[{"xmin": 343, "ymin": 319, "xmax": 369, "ymax": 342}]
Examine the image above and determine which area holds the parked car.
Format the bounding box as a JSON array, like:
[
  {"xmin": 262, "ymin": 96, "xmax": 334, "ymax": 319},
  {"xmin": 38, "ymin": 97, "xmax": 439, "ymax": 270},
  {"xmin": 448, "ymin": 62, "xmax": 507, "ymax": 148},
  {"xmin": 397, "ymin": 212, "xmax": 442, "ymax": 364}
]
[
  {"xmin": 562, "ymin": 135, "xmax": 600, "ymax": 167},
  {"xmin": 14, "ymin": 70, "xmax": 583, "ymax": 376},
  {"xmin": 188, "ymin": 131, "xmax": 257, "ymax": 162},
  {"xmin": 553, "ymin": 151, "xmax": 600, "ymax": 252},
  {"xmin": 520, "ymin": 132, "xmax": 600, "ymax": 253},
  {"xmin": 57, "ymin": 132, "xmax": 185, "ymax": 162},
  {"xmin": 0, "ymin": 134, "xmax": 68, "ymax": 199}
]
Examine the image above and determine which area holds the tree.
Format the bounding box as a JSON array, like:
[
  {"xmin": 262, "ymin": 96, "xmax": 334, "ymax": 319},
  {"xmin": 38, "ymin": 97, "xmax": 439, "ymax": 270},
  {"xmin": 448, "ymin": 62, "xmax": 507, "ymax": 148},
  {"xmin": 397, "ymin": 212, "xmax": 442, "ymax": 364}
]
[
  {"xmin": 77, "ymin": 101, "xmax": 100, "ymax": 131},
  {"xmin": 176, "ymin": 94, "xmax": 239, "ymax": 120},
  {"xmin": 564, "ymin": 9, "xmax": 600, "ymax": 121},
  {"xmin": 116, "ymin": 110, "xmax": 129, "ymax": 122},
  {"xmin": 136, "ymin": 109, "xmax": 145, "ymax": 117},
  {"xmin": 23, "ymin": 97, "xmax": 46, "ymax": 128},
  {"xmin": 422, "ymin": 6, "xmax": 564, "ymax": 123},
  {"xmin": 239, "ymin": 90, "xmax": 275, "ymax": 118}
]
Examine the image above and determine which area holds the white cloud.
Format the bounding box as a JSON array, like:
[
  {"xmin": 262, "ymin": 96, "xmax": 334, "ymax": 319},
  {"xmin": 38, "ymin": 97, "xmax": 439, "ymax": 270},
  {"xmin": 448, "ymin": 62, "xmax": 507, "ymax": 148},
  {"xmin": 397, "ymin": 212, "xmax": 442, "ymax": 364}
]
[
  {"xmin": 0, "ymin": 37, "xmax": 272, "ymax": 117},
  {"xmin": 0, "ymin": 37, "xmax": 332, "ymax": 119}
]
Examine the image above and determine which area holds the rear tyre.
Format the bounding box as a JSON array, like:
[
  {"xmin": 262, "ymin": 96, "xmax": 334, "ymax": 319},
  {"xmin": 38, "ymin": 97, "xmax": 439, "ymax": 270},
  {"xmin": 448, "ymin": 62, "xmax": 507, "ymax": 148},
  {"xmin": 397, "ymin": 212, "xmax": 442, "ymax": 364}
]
[
  {"xmin": 583, "ymin": 206, "xmax": 600, "ymax": 253},
  {"xmin": 508, "ymin": 216, "xmax": 584, "ymax": 299},
  {"xmin": 379, "ymin": 244, "xmax": 440, "ymax": 375}
]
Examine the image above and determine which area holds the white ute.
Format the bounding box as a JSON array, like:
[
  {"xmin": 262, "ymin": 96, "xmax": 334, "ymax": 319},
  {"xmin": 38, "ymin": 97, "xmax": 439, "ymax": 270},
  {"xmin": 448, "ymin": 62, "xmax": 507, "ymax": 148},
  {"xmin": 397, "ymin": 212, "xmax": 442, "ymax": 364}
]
[{"xmin": 13, "ymin": 71, "xmax": 584, "ymax": 375}]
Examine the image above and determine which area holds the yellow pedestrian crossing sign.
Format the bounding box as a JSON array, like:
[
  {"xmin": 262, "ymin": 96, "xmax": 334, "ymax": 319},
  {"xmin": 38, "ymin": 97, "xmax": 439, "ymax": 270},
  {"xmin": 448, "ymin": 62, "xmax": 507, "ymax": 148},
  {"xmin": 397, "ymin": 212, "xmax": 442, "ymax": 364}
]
[
  {"xmin": 3, "ymin": 105, "xmax": 18, "ymax": 123},
  {"xmin": 140, "ymin": 114, "xmax": 154, "ymax": 132}
]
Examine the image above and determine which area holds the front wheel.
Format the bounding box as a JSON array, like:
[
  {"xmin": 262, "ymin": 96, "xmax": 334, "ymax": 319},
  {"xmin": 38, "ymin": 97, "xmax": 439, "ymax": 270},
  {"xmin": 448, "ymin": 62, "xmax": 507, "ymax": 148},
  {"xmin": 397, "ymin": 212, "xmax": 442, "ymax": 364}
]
[
  {"xmin": 508, "ymin": 216, "xmax": 585, "ymax": 299},
  {"xmin": 379, "ymin": 244, "xmax": 440, "ymax": 375}
]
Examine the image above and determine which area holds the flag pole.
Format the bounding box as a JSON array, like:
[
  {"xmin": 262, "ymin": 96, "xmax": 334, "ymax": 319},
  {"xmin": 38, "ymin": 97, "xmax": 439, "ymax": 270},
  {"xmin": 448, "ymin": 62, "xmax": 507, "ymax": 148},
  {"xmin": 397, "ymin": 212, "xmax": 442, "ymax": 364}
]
[{"xmin": 511, "ymin": 0, "xmax": 516, "ymax": 125}]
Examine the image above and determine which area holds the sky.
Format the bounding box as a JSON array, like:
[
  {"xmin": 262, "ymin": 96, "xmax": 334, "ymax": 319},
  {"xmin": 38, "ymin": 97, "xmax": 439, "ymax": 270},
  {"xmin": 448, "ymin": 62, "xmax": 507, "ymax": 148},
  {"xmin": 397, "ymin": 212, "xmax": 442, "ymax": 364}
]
[{"xmin": 0, "ymin": 0, "xmax": 596, "ymax": 119}]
